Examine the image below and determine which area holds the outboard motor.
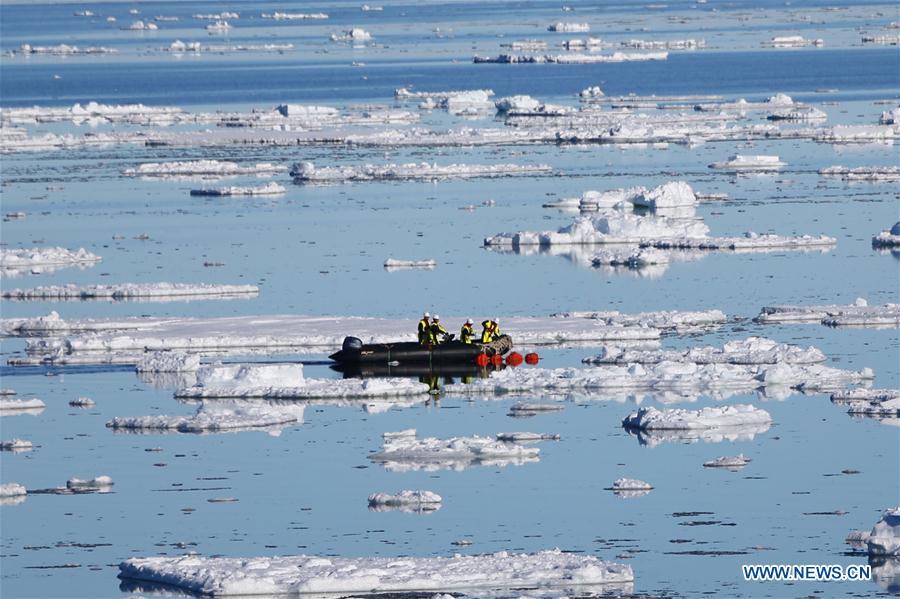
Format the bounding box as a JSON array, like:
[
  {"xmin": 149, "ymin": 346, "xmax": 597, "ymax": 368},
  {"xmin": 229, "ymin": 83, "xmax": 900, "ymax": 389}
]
[{"xmin": 342, "ymin": 336, "xmax": 363, "ymax": 351}]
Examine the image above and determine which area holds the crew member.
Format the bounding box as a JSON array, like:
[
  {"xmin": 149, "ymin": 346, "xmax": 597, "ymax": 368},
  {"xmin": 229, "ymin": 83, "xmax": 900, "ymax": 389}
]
[
  {"xmin": 418, "ymin": 312, "xmax": 431, "ymax": 345},
  {"xmin": 460, "ymin": 318, "xmax": 474, "ymax": 344},
  {"xmin": 481, "ymin": 317, "xmax": 500, "ymax": 343},
  {"xmin": 430, "ymin": 315, "xmax": 449, "ymax": 345}
]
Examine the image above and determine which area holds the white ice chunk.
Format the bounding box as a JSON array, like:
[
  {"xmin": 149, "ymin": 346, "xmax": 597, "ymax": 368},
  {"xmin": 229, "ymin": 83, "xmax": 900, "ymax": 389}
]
[
  {"xmin": 623, "ymin": 404, "xmax": 772, "ymax": 430},
  {"xmin": 383, "ymin": 258, "xmax": 437, "ymax": 269},
  {"xmin": 291, "ymin": 161, "xmax": 550, "ymax": 183},
  {"xmin": 0, "ymin": 483, "xmax": 27, "ymax": 497},
  {"xmin": 611, "ymin": 478, "xmax": 653, "ymax": 490},
  {"xmin": 709, "ymin": 155, "xmax": 785, "ymax": 171},
  {"xmin": 632, "ymin": 181, "xmax": 697, "ymax": 209},
  {"xmin": 369, "ymin": 430, "xmax": 540, "ymax": 471},
  {"xmin": 0, "ymin": 439, "xmax": 33, "ymax": 452},
  {"xmin": 851, "ymin": 509, "xmax": 900, "ymax": 557},
  {"xmin": 819, "ymin": 166, "xmax": 900, "ymax": 182},
  {"xmin": 68, "ymin": 397, "xmax": 95, "ymax": 407},
  {"xmin": 107, "ymin": 399, "xmax": 306, "ymax": 435},
  {"xmin": 125, "ymin": 160, "xmax": 286, "ymax": 178},
  {"xmin": 474, "ymin": 51, "xmax": 668, "ymax": 64},
  {"xmin": 136, "ymin": 352, "xmax": 200, "ymax": 373},
  {"xmin": 261, "ymin": 12, "xmax": 328, "ymax": 20},
  {"xmin": 190, "ymin": 183, "xmax": 286, "ymax": 197},
  {"xmin": 703, "ymin": 454, "xmax": 751, "ymax": 468},
  {"xmin": 756, "ymin": 300, "xmax": 900, "ymax": 327},
  {"xmin": 66, "ymin": 476, "xmax": 113, "ymax": 489},
  {"xmin": 0, "ymin": 247, "xmax": 100, "ymax": 272},
  {"xmin": 368, "ymin": 490, "xmax": 442, "ymax": 512},
  {"xmin": 177, "ymin": 363, "xmax": 428, "ymax": 399},
  {"xmin": 117, "ymin": 550, "xmax": 634, "ymax": 595},
  {"xmin": 2, "ymin": 282, "xmax": 259, "ymax": 301},
  {"xmin": 548, "ymin": 22, "xmax": 590, "ymax": 32},
  {"xmin": 0, "ymin": 398, "xmax": 46, "ymax": 411},
  {"xmin": 330, "ymin": 28, "xmax": 372, "ymax": 43},
  {"xmin": 873, "ymin": 222, "xmax": 900, "ymax": 247},
  {"xmin": 495, "ymin": 432, "xmax": 560, "ymax": 442},
  {"xmin": 585, "ymin": 337, "xmax": 826, "ymax": 365}
]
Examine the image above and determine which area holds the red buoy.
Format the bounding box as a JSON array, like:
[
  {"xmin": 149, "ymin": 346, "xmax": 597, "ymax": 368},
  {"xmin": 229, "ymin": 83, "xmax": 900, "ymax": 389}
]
[
  {"xmin": 506, "ymin": 352, "xmax": 523, "ymax": 366},
  {"xmin": 491, "ymin": 353, "xmax": 503, "ymax": 366},
  {"xmin": 524, "ymin": 352, "xmax": 540, "ymax": 364},
  {"xmin": 476, "ymin": 353, "xmax": 489, "ymax": 367}
]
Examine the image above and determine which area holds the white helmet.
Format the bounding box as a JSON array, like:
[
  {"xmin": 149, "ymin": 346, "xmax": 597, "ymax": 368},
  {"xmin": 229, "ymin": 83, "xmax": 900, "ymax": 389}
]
[
  {"xmin": 433, "ymin": 314, "xmax": 440, "ymax": 321},
  {"xmin": 494, "ymin": 317, "xmax": 500, "ymax": 324},
  {"xmin": 466, "ymin": 318, "xmax": 473, "ymax": 324},
  {"xmin": 423, "ymin": 312, "xmax": 430, "ymax": 318}
]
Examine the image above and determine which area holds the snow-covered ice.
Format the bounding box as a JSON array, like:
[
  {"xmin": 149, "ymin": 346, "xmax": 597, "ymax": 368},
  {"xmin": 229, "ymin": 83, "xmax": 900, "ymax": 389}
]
[
  {"xmin": 176, "ymin": 363, "xmax": 428, "ymax": 400},
  {"xmin": 474, "ymin": 51, "xmax": 668, "ymax": 64},
  {"xmin": 756, "ymin": 298, "xmax": 900, "ymax": 327},
  {"xmin": 2, "ymin": 282, "xmax": 259, "ymax": 302},
  {"xmin": 66, "ymin": 476, "xmax": 113, "ymax": 489},
  {"xmin": 584, "ymin": 337, "xmax": 826, "ymax": 365},
  {"xmin": 610, "ymin": 478, "xmax": 653, "ymax": 490},
  {"xmin": 0, "ymin": 439, "xmax": 33, "ymax": 452},
  {"xmin": 261, "ymin": 12, "xmax": 328, "ymax": 20},
  {"xmin": 632, "ymin": 181, "xmax": 697, "ymax": 209},
  {"xmin": 290, "ymin": 161, "xmax": 551, "ymax": 183},
  {"xmin": 383, "ymin": 258, "xmax": 437, "ymax": 269},
  {"xmin": 1, "ymin": 247, "xmax": 100, "ymax": 275},
  {"xmin": 108, "ymin": 400, "xmax": 306, "ymax": 435},
  {"xmin": 190, "ymin": 183, "xmax": 286, "ymax": 197},
  {"xmin": 709, "ymin": 155, "xmax": 786, "ymax": 171},
  {"xmin": 368, "ymin": 490, "xmax": 442, "ymax": 512},
  {"xmin": 548, "ymin": 22, "xmax": 590, "ymax": 32},
  {"xmin": 136, "ymin": 352, "xmax": 200, "ymax": 373},
  {"xmin": 703, "ymin": 454, "xmax": 752, "ymax": 469},
  {"xmin": 623, "ymin": 404, "xmax": 772, "ymax": 430},
  {"xmin": 873, "ymin": 223, "xmax": 900, "ymax": 247},
  {"xmin": 508, "ymin": 402, "xmax": 566, "ymax": 417},
  {"xmin": 0, "ymin": 398, "xmax": 46, "ymax": 412},
  {"xmin": 495, "ymin": 432, "xmax": 560, "ymax": 442},
  {"xmin": 125, "ymin": 160, "xmax": 286, "ymax": 178},
  {"xmin": 550, "ymin": 309, "xmax": 726, "ymax": 332},
  {"xmin": 118, "ymin": 549, "xmax": 634, "ymax": 595},
  {"xmin": 848, "ymin": 508, "xmax": 900, "ymax": 557},
  {"xmin": 68, "ymin": 397, "xmax": 95, "ymax": 407},
  {"xmin": 820, "ymin": 166, "xmax": 900, "ymax": 182},
  {"xmin": 369, "ymin": 429, "xmax": 540, "ymax": 472},
  {"xmin": 330, "ymin": 28, "xmax": 372, "ymax": 44},
  {"xmin": 0, "ymin": 483, "xmax": 27, "ymax": 497}
]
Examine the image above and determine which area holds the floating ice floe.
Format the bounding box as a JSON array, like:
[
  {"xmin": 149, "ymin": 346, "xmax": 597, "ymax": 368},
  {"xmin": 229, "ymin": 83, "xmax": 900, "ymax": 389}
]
[
  {"xmin": 767, "ymin": 106, "xmax": 827, "ymax": 121},
  {"xmin": 816, "ymin": 125, "xmax": 899, "ymax": 144},
  {"xmin": 190, "ymin": 183, "xmax": 286, "ymax": 197},
  {"xmin": 873, "ymin": 223, "xmax": 900, "ymax": 247},
  {"xmin": 136, "ymin": 352, "xmax": 200, "ymax": 373},
  {"xmin": 709, "ymin": 154, "xmax": 785, "ymax": 172},
  {"xmin": 360, "ymin": 5, "xmax": 382, "ymax": 11},
  {"xmin": 2, "ymin": 283, "xmax": 260, "ymax": 302},
  {"xmin": 632, "ymin": 181, "xmax": 697, "ymax": 209},
  {"xmin": 206, "ymin": 20, "xmax": 232, "ymax": 33},
  {"xmin": 330, "ymin": 28, "xmax": 372, "ymax": 43},
  {"xmin": 261, "ymin": 12, "xmax": 328, "ymax": 20},
  {"xmin": 7, "ymin": 314, "xmax": 667, "ymax": 366},
  {"xmin": 495, "ymin": 432, "xmax": 560, "ymax": 442},
  {"xmin": 584, "ymin": 337, "xmax": 826, "ymax": 366},
  {"xmin": 550, "ymin": 309, "xmax": 726, "ymax": 332},
  {"xmin": 125, "ymin": 160, "xmax": 285, "ymax": 178},
  {"xmin": 609, "ymin": 478, "xmax": 653, "ymax": 496},
  {"xmin": 622, "ymin": 405, "xmax": 772, "ymax": 446},
  {"xmin": 508, "ymin": 402, "xmax": 565, "ymax": 417},
  {"xmin": 124, "ymin": 20, "xmax": 158, "ymax": 31},
  {"xmin": 756, "ymin": 298, "xmax": 900, "ymax": 327},
  {"xmin": 847, "ymin": 508, "xmax": 900, "ymax": 557},
  {"xmin": 369, "ymin": 429, "xmax": 540, "ymax": 472},
  {"xmin": 193, "ymin": 12, "xmax": 238, "ymax": 20},
  {"xmin": 12, "ymin": 44, "xmax": 117, "ymax": 56},
  {"xmin": 0, "ymin": 483, "xmax": 27, "ymax": 497},
  {"xmin": 620, "ymin": 38, "xmax": 705, "ymax": 50},
  {"xmin": 819, "ymin": 166, "xmax": 900, "ymax": 182},
  {"xmin": 881, "ymin": 107, "xmax": 900, "ymax": 125},
  {"xmin": 118, "ymin": 549, "xmax": 634, "ymax": 595},
  {"xmin": 846, "ymin": 397, "xmax": 900, "ymax": 419},
  {"xmin": 703, "ymin": 454, "xmax": 752, "ymax": 469},
  {"xmin": 487, "ymin": 191, "xmax": 831, "ymax": 252},
  {"xmin": 1, "ymin": 247, "xmax": 100, "ymax": 276},
  {"xmin": 501, "ymin": 40, "xmax": 548, "ymax": 51},
  {"xmin": 447, "ymin": 361, "xmax": 871, "ymax": 399},
  {"xmin": 831, "ymin": 389, "xmax": 900, "ymax": 404},
  {"xmin": 0, "ymin": 439, "xmax": 33, "ymax": 452},
  {"xmin": 108, "ymin": 399, "xmax": 306, "ymax": 435},
  {"xmin": 368, "ymin": 490, "xmax": 442, "ymax": 512},
  {"xmin": 764, "ymin": 35, "xmax": 824, "ymax": 48},
  {"xmin": 0, "ymin": 102, "xmax": 185, "ymax": 127},
  {"xmin": 176, "ymin": 363, "xmax": 428, "ymax": 400},
  {"xmin": 66, "ymin": 476, "xmax": 113, "ymax": 489},
  {"xmin": 548, "ymin": 22, "xmax": 590, "ymax": 32},
  {"xmin": 0, "ymin": 398, "xmax": 46, "ymax": 412},
  {"xmin": 383, "ymin": 258, "xmax": 436, "ymax": 270},
  {"xmin": 863, "ymin": 34, "xmax": 900, "ymax": 45},
  {"xmin": 474, "ymin": 51, "xmax": 667, "ymax": 64},
  {"xmin": 68, "ymin": 397, "xmax": 95, "ymax": 407},
  {"xmin": 290, "ymin": 161, "xmax": 550, "ymax": 183},
  {"xmin": 167, "ymin": 41, "xmax": 294, "ymax": 53}
]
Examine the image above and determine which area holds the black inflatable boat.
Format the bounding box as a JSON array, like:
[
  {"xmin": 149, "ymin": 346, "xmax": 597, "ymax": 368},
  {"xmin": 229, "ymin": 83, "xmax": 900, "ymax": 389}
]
[{"xmin": 329, "ymin": 335, "xmax": 513, "ymax": 365}]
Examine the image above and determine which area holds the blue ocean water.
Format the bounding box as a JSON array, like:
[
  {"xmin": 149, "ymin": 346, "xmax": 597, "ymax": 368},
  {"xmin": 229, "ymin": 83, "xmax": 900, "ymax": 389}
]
[{"xmin": 1, "ymin": 0, "xmax": 899, "ymax": 597}]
